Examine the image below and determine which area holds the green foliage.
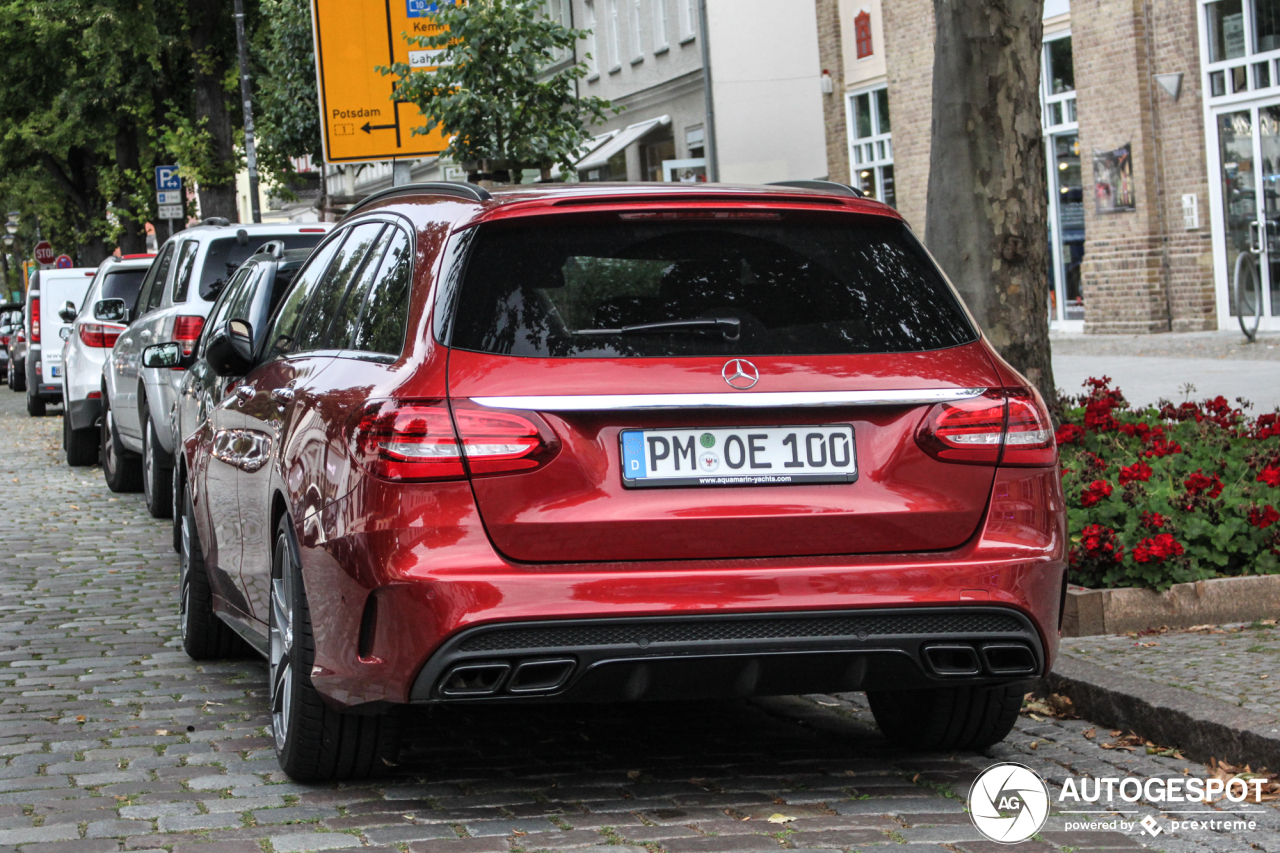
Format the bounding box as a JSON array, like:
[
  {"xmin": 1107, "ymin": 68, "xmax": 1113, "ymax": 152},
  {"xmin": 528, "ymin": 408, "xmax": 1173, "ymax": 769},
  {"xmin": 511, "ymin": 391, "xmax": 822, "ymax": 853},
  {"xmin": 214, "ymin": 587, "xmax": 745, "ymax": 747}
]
[
  {"xmin": 1060, "ymin": 377, "xmax": 1280, "ymax": 591},
  {"xmin": 379, "ymin": 0, "xmax": 617, "ymax": 180},
  {"xmin": 253, "ymin": 0, "xmax": 322, "ymax": 186}
]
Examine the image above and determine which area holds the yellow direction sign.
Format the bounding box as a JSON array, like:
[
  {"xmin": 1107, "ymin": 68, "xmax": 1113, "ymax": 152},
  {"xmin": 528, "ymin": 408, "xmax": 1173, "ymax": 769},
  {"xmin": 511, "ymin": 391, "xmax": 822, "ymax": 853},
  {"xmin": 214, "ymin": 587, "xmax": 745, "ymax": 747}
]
[{"xmin": 311, "ymin": 0, "xmax": 451, "ymax": 164}]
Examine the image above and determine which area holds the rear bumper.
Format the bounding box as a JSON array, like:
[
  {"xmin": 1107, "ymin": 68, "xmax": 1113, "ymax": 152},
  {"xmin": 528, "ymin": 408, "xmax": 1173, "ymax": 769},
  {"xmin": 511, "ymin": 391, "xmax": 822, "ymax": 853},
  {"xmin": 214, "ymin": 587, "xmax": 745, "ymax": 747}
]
[
  {"xmin": 67, "ymin": 397, "xmax": 102, "ymax": 431},
  {"xmin": 299, "ymin": 467, "xmax": 1067, "ymax": 712},
  {"xmin": 407, "ymin": 606, "xmax": 1044, "ymax": 704}
]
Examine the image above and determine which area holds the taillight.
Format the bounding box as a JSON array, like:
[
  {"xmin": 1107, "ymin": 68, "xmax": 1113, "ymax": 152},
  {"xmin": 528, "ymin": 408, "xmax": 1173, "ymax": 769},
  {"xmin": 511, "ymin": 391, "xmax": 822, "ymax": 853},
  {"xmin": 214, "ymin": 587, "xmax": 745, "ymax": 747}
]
[
  {"xmin": 172, "ymin": 315, "xmax": 204, "ymax": 357},
  {"xmin": 352, "ymin": 401, "xmax": 550, "ymax": 482},
  {"xmin": 915, "ymin": 389, "xmax": 1056, "ymax": 467},
  {"xmin": 78, "ymin": 323, "xmax": 125, "ymax": 348},
  {"xmin": 30, "ymin": 298, "xmax": 39, "ymax": 343},
  {"xmin": 1, "ymin": 336, "xmax": 8, "ymax": 347}
]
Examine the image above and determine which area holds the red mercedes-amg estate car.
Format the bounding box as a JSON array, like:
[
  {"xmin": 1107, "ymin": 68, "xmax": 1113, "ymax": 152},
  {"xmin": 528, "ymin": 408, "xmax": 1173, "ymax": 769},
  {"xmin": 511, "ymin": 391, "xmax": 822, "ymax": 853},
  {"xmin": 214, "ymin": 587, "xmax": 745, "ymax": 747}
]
[{"xmin": 172, "ymin": 181, "xmax": 1065, "ymax": 781}]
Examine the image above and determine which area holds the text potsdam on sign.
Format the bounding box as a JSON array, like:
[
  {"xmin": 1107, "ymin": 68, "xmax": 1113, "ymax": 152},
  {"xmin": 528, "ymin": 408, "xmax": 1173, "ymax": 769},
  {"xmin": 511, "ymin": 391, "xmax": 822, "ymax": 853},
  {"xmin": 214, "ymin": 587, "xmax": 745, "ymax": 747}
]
[{"xmin": 311, "ymin": 0, "xmax": 452, "ymax": 164}]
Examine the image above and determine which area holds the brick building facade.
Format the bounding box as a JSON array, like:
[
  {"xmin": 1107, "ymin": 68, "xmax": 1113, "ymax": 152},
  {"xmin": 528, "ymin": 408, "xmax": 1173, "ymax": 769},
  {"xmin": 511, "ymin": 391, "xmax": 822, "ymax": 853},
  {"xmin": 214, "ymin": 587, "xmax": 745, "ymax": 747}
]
[{"xmin": 817, "ymin": 0, "xmax": 1226, "ymax": 334}]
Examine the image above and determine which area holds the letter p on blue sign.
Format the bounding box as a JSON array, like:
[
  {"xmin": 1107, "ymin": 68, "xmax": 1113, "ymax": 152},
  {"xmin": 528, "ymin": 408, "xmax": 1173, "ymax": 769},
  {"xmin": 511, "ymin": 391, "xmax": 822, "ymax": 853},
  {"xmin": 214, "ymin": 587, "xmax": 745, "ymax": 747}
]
[{"xmin": 155, "ymin": 166, "xmax": 182, "ymax": 192}]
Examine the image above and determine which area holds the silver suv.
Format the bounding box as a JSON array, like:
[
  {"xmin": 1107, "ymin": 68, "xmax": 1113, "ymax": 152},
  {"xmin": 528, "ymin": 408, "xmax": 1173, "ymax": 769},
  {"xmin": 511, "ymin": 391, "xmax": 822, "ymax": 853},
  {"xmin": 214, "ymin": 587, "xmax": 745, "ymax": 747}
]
[{"xmin": 101, "ymin": 221, "xmax": 331, "ymax": 514}]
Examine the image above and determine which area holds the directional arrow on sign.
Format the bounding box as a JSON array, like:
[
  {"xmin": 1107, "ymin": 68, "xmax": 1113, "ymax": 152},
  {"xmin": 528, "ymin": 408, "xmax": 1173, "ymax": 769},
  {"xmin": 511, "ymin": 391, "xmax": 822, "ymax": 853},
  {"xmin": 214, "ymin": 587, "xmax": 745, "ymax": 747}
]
[{"xmin": 360, "ymin": 121, "xmax": 398, "ymax": 134}]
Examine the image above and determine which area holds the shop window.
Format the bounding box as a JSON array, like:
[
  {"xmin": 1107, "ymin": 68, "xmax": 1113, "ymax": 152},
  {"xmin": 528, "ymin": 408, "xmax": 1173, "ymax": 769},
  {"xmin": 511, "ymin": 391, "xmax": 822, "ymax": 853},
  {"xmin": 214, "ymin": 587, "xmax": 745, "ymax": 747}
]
[
  {"xmin": 1208, "ymin": 0, "xmax": 1246, "ymax": 62},
  {"xmin": 642, "ymin": 135, "xmax": 676, "ymax": 182},
  {"xmin": 854, "ymin": 11, "xmax": 872, "ymax": 59},
  {"xmin": 1256, "ymin": 0, "xmax": 1280, "ymax": 53}
]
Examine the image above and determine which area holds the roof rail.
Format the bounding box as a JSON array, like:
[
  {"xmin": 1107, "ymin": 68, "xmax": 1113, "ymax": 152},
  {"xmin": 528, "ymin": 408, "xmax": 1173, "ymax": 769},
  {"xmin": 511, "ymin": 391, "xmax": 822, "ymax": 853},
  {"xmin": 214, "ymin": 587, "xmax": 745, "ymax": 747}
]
[
  {"xmin": 257, "ymin": 240, "xmax": 286, "ymax": 259},
  {"xmin": 766, "ymin": 180, "xmax": 864, "ymax": 198},
  {"xmin": 342, "ymin": 182, "xmax": 493, "ymax": 220}
]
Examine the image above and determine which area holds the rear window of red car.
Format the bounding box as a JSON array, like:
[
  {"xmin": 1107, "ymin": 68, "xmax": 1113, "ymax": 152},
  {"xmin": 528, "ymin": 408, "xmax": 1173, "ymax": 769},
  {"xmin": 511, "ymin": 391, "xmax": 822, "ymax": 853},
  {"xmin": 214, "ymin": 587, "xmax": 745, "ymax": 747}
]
[{"xmin": 447, "ymin": 215, "xmax": 977, "ymax": 357}]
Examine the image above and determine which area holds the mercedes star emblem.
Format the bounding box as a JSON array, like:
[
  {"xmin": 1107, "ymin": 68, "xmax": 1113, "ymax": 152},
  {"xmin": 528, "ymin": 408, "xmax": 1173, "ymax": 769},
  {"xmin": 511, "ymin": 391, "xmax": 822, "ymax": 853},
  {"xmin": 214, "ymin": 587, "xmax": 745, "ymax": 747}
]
[{"xmin": 722, "ymin": 358, "xmax": 759, "ymax": 390}]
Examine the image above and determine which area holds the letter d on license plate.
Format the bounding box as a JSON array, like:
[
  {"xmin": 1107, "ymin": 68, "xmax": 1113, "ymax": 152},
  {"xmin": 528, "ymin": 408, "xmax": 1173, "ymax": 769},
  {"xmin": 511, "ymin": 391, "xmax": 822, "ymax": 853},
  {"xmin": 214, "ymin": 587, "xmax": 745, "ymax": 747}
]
[{"xmin": 620, "ymin": 424, "xmax": 857, "ymax": 488}]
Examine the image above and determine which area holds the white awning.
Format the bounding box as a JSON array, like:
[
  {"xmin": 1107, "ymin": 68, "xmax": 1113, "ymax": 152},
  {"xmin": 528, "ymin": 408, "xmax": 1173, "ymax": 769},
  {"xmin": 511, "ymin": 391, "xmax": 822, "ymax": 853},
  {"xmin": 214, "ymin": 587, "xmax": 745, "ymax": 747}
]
[
  {"xmin": 551, "ymin": 130, "xmax": 620, "ymax": 179},
  {"xmin": 576, "ymin": 115, "xmax": 671, "ymax": 171}
]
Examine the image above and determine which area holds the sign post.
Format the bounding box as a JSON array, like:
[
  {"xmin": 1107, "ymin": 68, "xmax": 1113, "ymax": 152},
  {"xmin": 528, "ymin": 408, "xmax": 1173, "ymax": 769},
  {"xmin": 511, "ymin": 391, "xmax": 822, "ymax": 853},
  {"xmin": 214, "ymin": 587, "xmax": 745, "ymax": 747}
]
[
  {"xmin": 310, "ymin": 0, "xmax": 452, "ymax": 166},
  {"xmin": 33, "ymin": 241, "xmax": 54, "ymax": 267},
  {"xmin": 155, "ymin": 166, "xmax": 184, "ymax": 239}
]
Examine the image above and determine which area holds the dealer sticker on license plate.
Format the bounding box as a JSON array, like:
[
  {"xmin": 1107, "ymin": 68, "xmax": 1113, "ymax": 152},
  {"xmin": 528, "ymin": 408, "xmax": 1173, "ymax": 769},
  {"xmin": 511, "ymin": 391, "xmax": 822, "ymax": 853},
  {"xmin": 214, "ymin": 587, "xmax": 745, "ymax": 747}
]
[{"xmin": 620, "ymin": 425, "xmax": 857, "ymax": 488}]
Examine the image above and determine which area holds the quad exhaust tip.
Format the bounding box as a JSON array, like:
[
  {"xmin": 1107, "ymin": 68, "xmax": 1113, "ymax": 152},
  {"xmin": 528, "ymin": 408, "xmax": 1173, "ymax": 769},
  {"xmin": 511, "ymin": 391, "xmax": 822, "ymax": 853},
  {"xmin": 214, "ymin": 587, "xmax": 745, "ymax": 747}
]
[
  {"xmin": 438, "ymin": 658, "xmax": 577, "ymax": 697},
  {"xmin": 923, "ymin": 642, "xmax": 1037, "ymax": 677}
]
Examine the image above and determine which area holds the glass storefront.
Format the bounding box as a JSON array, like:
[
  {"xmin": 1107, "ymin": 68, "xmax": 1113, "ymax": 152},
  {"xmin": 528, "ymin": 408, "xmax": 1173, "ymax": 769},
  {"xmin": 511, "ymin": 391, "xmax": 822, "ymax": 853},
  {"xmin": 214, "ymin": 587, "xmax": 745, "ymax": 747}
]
[
  {"xmin": 848, "ymin": 87, "xmax": 895, "ymax": 207},
  {"xmin": 1043, "ymin": 34, "xmax": 1084, "ymax": 325},
  {"xmin": 1215, "ymin": 107, "xmax": 1280, "ymax": 317}
]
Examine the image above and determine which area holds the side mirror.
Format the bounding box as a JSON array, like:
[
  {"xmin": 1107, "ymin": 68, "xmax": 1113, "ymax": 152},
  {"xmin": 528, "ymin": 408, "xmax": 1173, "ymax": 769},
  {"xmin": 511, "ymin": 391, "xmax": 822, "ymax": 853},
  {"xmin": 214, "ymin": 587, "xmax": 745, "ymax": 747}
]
[
  {"xmin": 58, "ymin": 301, "xmax": 77, "ymax": 323},
  {"xmin": 142, "ymin": 342, "xmax": 195, "ymax": 369},
  {"xmin": 206, "ymin": 318, "xmax": 255, "ymax": 377},
  {"xmin": 94, "ymin": 298, "xmax": 128, "ymax": 324},
  {"xmin": 59, "ymin": 327, "xmax": 72, "ymax": 341}
]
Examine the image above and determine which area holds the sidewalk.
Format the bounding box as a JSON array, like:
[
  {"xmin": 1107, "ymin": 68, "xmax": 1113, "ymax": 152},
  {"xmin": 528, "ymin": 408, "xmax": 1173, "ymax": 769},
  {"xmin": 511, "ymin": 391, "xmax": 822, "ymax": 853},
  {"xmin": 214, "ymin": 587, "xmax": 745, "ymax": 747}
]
[{"xmin": 1051, "ymin": 330, "xmax": 1280, "ymax": 411}]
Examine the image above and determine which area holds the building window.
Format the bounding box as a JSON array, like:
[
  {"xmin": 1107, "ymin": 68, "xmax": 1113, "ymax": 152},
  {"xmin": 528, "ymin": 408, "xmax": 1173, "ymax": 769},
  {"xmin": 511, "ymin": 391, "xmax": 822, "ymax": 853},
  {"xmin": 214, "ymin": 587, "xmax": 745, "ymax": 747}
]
[
  {"xmin": 854, "ymin": 10, "xmax": 873, "ymax": 59},
  {"xmin": 653, "ymin": 0, "xmax": 669, "ymax": 50},
  {"xmin": 584, "ymin": 0, "xmax": 598, "ymax": 74},
  {"xmin": 1041, "ymin": 33, "xmax": 1083, "ymax": 324},
  {"xmin": 547, "ymin": 0, "xmax": 572, "ymax": 61},
  {"xmin": 847, "ymin": 86, "xmax": 893, "ymax": 207},
  {"xmin": 630, "ymin": 0, "xmax": 643, "ymax": 60},
  {"xmin": 686, "ymin": 126, "xmax": 705, "ymax": 159},
  {"xmin": 606, "ymin": 0, "xmax": 622, "ymax": 69},
  {"xmin": 680, "ymin": 0, "xmax": 696, "ymax": 41}
]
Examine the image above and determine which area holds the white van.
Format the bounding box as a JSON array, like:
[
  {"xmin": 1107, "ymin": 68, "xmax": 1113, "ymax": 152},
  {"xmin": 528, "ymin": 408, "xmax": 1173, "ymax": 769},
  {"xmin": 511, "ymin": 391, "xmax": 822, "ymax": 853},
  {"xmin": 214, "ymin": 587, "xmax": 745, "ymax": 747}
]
[{"xmin": 25, "ymin": 268, "xmax": 98, "ymax": 416}]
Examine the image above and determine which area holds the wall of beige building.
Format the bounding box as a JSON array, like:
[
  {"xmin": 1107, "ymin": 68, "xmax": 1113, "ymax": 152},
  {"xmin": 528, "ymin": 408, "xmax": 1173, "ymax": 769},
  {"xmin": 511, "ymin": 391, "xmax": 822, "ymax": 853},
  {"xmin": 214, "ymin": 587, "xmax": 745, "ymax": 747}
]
[{"xmin": 823, "ymin": 0, "xmax": 1217, "ymax": 333}]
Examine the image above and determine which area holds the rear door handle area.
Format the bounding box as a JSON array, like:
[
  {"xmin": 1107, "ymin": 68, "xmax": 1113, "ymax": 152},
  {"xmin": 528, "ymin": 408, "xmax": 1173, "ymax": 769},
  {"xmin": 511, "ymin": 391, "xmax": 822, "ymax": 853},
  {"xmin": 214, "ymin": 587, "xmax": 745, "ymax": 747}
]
[
  {"xmin": 234, "ymin": 385, "xmax": 255, "ymax": 406},
  {"xmin": 270, "ymin": 387, "xmax": 296, "ymax": 406}
]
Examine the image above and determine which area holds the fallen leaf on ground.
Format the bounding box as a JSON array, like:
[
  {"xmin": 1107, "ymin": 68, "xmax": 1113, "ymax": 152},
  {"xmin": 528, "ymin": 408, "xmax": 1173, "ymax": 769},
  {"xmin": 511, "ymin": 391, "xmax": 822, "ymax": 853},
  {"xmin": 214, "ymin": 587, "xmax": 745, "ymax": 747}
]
[
  {"xmin": 767, "ymin": 814, "xmax": 795, "ymax": 824},
  {"xmin": 1083, "ymin": 728, "xmax": 1096, "ymax": 739}
]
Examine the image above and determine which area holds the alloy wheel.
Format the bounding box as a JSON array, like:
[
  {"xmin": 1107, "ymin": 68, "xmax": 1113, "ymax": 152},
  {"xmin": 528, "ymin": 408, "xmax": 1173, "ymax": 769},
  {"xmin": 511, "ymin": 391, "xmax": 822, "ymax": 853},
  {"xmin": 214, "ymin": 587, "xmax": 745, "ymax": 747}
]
[
  {"xmin": 103, "ymin": 409, "xmax": 117, "ymax": 475},
  {"xmin": 179, "ymin": 513, "xmax": 192, "ymax": 642},
  {"xmin": 269, "ymin": 537, "xmax": 295, "ymax": 752},
  {"xmin": 142, "ymin": 421, "xmax": 154, "ymax": 505}
]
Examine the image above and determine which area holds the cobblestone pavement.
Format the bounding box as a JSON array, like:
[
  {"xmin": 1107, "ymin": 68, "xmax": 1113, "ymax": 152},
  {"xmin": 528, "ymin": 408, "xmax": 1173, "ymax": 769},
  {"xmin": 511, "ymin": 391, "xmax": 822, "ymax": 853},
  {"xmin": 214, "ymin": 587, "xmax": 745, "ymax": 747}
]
[
  {"xmin": 1058, "ymin": 623, "xmax": 1280, "ymax": 718},
  {"xmin": 1, "ymin": 392, "xmax": 1277, "ymax": 853},
  {"xmin": 1050, "ymin": 332, "xmax": 1280, "ymax": 363}
]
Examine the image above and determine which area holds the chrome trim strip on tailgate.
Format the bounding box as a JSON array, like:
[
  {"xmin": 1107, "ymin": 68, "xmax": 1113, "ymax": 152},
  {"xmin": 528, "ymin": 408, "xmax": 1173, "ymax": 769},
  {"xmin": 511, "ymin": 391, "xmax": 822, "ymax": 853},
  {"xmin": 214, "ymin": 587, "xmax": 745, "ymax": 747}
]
[{"xmin": 471, "ymin": 388, "xmax": 988, "ymax": 411}]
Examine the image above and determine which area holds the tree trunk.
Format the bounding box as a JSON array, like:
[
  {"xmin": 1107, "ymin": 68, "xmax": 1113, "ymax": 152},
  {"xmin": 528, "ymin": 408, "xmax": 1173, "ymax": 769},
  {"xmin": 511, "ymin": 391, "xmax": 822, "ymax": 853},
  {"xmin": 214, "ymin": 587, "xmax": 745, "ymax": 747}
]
[
  {"xmin": 924, "ymin": 0, "xmax": 1055, "ymax": 406},
  {"xmin": 115, "ymin": 124, "xmax": 149, "ymax": 255},
  {"xmin": 188, "ymin": 0, "xmax": 239, "ymax": 222}
]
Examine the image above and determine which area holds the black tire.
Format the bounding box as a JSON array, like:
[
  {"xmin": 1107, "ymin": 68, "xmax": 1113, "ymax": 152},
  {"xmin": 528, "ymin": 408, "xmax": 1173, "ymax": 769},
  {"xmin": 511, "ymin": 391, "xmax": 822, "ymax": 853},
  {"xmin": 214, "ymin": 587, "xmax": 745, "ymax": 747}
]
[
  {"xmin": 101, "ymin": 394, "xmax": 143, "ymax": 493},
  {"xmin": 142, "ymin": 408, "xmax": 173, "ymax": 518},
  {"xmin": 180, "ymin": 488, "xmax": 253, "ymax": 660},
  {"xmin": 9, "ymin": 360, "xmax": 24, "ymax": 392},
  {"xmin": 65, "ymin": 410, "xmax": 98, "ymax": 466},
  {"xmin": 868, "ymin": 681, "xmax": 1027, "ymax": 752},
  {"xmin": 26, "ymin": 387, "xmax": 45, "ymax": 417},
  {"xmin": 270, "ymin": 514, "xmax": 399, "ymax": 781}
]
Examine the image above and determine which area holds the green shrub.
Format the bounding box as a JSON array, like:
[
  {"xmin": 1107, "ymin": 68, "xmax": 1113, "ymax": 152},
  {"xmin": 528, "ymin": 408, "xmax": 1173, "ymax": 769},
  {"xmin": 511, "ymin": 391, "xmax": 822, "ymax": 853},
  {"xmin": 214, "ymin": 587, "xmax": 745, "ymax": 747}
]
[{"xmin": 1059, "ymin": 377, "xmax": 1280, "ymax": 591}]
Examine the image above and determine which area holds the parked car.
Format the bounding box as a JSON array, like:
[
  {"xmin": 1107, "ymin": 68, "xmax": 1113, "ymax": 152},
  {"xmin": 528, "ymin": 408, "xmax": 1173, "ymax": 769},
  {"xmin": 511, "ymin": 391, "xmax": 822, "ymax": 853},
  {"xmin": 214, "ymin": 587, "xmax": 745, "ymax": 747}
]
[
  {"xmin": 0, "ymin": 309, "xmax": 21, "ymax": 383},
  {"xmin": 61, "ymin": 254, "xmax": 155, "ymax": 465},
  {"xmin": 101, "ymin": 221, "xmax": 331, "ymax": 512},
  {"xmin": 23, "ymin": 267, "xmax": 98, "ymax": 416},
  {"xmin": 173, "ymin": 182, "xmax": 1064, "ymax": 782},
  {"xmin": 7, "ymin": 310, "xmax": 26, "ymax": 392},
  {"xmin": 154, "ymin": 243, "xmax": 312, "ymax": 552}
]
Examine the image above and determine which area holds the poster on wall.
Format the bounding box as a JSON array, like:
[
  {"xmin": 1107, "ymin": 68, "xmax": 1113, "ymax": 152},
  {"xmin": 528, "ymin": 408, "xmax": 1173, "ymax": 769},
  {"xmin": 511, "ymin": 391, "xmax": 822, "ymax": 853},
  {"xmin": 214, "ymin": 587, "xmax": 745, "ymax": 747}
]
[{"xmin": 1093, "ymin": 144, "xmax": 1135, "ymax": 213}]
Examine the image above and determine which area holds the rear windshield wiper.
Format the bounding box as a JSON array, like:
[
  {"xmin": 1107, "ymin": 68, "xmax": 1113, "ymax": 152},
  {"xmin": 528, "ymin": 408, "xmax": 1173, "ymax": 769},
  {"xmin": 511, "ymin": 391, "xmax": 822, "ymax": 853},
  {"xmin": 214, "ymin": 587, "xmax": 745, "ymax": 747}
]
[{"xmin": 573, "ymin": 317, "xmax": 741, "ymax": 341}]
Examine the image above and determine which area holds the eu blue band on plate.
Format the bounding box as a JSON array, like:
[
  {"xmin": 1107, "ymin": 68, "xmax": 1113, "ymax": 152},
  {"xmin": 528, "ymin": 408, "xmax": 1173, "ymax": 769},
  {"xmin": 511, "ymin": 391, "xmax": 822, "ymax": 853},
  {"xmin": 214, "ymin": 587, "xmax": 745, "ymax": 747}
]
[{"xmin": 621, "ymin": 431, "xmax": 647, "ymax": 479}]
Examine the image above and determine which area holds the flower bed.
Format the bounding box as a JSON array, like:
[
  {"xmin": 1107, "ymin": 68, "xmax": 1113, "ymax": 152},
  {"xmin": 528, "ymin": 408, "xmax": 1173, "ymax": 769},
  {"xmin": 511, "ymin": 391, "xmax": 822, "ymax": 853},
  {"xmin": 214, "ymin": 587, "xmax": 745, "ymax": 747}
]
[{"xmin": 1059, "ymin": 377, "xmax": 1280, "ymax": 590}]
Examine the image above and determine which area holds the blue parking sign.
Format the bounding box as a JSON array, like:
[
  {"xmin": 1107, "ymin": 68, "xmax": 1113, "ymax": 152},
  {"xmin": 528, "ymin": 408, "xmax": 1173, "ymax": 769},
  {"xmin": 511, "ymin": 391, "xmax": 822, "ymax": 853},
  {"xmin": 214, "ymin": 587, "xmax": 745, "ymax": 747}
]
[
  {"xmin": 406, "ymin": 0, "xmax": 429, "ymax": 16},
  {"xmin": 155, "ymin": 165, "xmax": 182, "ymax": 192}
]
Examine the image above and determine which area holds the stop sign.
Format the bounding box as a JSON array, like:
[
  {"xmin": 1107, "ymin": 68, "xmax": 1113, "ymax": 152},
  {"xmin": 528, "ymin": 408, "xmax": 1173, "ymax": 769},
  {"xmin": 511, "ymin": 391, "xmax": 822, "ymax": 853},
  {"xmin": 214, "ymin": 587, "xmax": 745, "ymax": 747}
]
[{"xmin": 33, "ymin": 241, "xmax": 54, "ymax": 265}]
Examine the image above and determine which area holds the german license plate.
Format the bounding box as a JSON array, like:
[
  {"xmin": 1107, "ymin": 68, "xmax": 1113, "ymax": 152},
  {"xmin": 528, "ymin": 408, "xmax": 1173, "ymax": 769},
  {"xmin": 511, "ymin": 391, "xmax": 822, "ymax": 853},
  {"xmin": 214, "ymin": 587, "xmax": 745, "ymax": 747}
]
[
  {"xmin": 50, "ymin": 365, "xmax": 61, "ymax": 377},
  {"xmin": 620, "ymin": 425, "xmax": 857, "ymax": 488}
]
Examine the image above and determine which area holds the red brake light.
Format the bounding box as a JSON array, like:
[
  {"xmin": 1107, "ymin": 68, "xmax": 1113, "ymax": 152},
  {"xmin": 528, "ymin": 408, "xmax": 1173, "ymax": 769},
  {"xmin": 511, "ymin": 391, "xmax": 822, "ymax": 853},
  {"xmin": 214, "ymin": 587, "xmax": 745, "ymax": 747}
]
[
  {"xmin": 86, "ymin": 391, "xmax": 101, "ymax": 400},
  {"xmin": 78, "ymin": 323, "xmax": 125, "ymax": 348},
  {"xmin": 30, "ymin": 298, "xmax": 39, "ymax": 343},
  {"xmin": 172, "ymin": 315, "xmax": 205, "ymax": 357},
  {"xmin": 915, "ymin": 389, "xmax": 1055, "ymax": 467},
  {"xmin": 352, "ymin": 401, "xmax": 551, "ymax": 482},
  {"xmin": 299, "ymin": 228, "xmax": 327, "ymax": 232},
  {"xmin": 354, "ymin": 402, "xmax": 466, "ymax": 482},
  {"xmin": 1, "ymin": 336, "xmax": 8, "ymax": 347}
]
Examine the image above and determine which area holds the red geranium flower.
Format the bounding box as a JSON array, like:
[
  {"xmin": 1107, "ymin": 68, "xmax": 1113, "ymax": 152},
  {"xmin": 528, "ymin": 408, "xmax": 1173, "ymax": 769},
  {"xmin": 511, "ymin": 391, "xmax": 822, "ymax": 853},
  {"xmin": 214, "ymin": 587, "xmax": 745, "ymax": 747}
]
[
  {"xmin": 1056, "ymin": 424, "xmax": 1085, "ymax": 446},
  {"xmin": 1085, "ymin": 400, "xmax": 1119, "ymax": 432},
  {"xmin": 1080, "ymin": 479, "xmax": 1114, "ymax": 508},
  {"xmin": 1259, "ymin": 466, "xmax": 1280, "ymax": 488},
  {"xmin": 1140, "ymin": 511, "xmax": 1167, "ymax": 530},
  {"xmin": 1119, "ymin": 422, "xmax": 1151, "ymax": 439},
  {"xmin": 1255, "ymin": 414, "xmax": 1280, "ymax": 440},
  {"xmin": 1069, "ymin": 523, "xmax": 1125, "ymax": 567},
  {"xmin": 1118, "ymin": 461, "xmax": 1153, "ymax": 485},
  {"xmin": 1132, "ymin": 533, "xmax": 1185, "ymax": 563},
  {"xmin": 1184, "ymin": 470, "xmax": 1224, "ymax": 499},
  {"xmin": 1248, "ymin": 505, "xmax": 1280, "ymax": 530}
]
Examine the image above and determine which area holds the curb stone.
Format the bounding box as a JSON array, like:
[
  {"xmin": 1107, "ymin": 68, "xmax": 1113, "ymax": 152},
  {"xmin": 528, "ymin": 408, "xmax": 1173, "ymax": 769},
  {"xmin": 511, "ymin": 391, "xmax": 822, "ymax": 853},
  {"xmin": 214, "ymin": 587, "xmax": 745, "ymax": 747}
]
[{"xmin": 1044, "ymin": 655, "xmax": 1280, "ymax": 767}]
